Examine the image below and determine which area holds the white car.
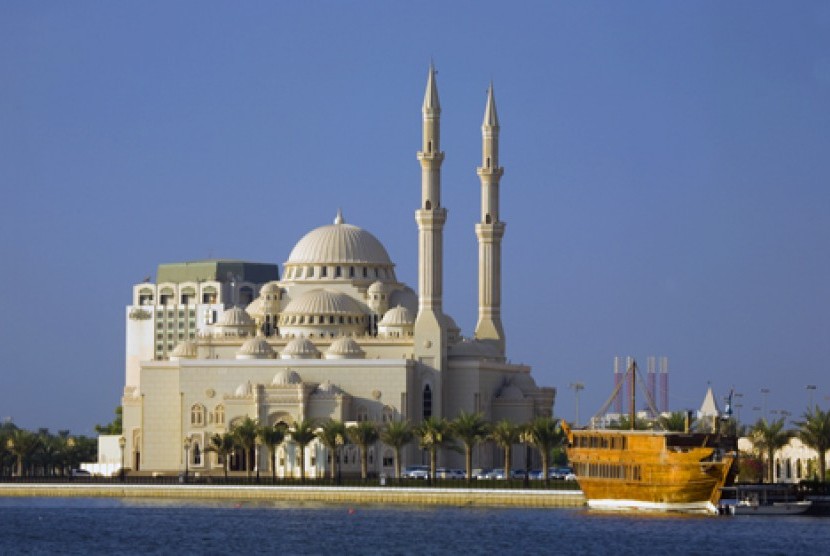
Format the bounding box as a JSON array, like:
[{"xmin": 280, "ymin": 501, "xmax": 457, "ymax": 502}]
[{"xmin": 402, "ymin": 465, "xmax": 430, "ymax": 479}]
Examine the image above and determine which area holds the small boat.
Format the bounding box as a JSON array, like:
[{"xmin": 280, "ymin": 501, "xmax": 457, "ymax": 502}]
[
  {"xmin": 562, "ymin": 359, "xmax": 737, "ymax": 514},
  {"xmin": 724, "ymin": 485, "xmax": 812, "ymax": 516}
]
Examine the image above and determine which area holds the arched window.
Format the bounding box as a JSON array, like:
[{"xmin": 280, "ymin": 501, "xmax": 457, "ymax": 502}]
[
  {"xmin": 485, "ymin": 213, "xmax": 492, "ymax": 224},
  {"xmin": 191, "ymin": 404, "xmax": 205, "ymax": 426},
  {"xmin": 357, "ymin": 406, "xmax": 369, "ymax": 422},
  {"xmin": 423, "ymin": 385, "xmax": 432, "ymax": 419},
  {"xmin": 214, "ymin": 404, "xmax": 225, "ymax": 426},
  {"xmin": 193, "ymin": 443, "xmax": 201, "ymax": 465},
  {"xmin": 796, "ymin": 459, "xmax": 803, "ymax": 479},
  {"xmin": 382, "ymin": 406, "xmax": 394, "ymax": 423},
  {"xmin": 425, "ymin": 200, "xmax": 432, "ymax": 210}
]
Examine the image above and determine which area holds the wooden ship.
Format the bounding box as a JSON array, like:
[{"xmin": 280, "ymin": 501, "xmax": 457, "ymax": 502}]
[{"xmin": 563, "ymin": 360, "xmax": 737, "ymax": 513}]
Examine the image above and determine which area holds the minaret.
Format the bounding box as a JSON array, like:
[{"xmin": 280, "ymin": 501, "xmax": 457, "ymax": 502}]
[
  {"xmin": 414, "ymin": 64, "xmax": 448, "ymax": 411},
  {"xmin": 474, "ymin": 83, "xmax": 506, "ymax": 354}
]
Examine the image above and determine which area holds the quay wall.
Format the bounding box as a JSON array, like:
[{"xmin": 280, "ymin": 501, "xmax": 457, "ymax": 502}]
[{"xmin": 0, "ymin": 484, "xmax": 585, "ymax": 508}]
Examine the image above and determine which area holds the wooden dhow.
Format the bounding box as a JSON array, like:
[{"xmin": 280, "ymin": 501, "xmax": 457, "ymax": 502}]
[{"xmin": 563, "ymin": 360, "xmax": 737, "ymax": 514}]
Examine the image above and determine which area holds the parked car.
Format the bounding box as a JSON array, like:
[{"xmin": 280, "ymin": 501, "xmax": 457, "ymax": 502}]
[
  {"xmin": 487, "ymin": 468, "xmax": 506, "ymax": 480},
  {"xmin": 71, "ymin": 469, "xmax": 91, "ymax": 478},
  {"xmin": 472, "ymin": 468, "xmax": 492, "ymax": 480},
  {"xmin": 550, "ymin": 467, "xmax": 574, "ymax": 480},
  {"xmin": 402, "ymin": 465, "xmax": 430, "ymax": 479},
  {"xmin": 528, "ymin": 469, "xmax": 543, "ymax": 480},
  {"xmin": 510, "ymin": 469, "xmax": 527, "ymax": 480},
  {"xmin": 436, "ymin": 468, "xmax": 465, "ymax": 480}
]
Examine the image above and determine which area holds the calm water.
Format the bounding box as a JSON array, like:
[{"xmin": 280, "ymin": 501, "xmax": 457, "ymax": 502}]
[{"xmin": 0, "ymin": 497, "xmax": 827, "ymax": 555}]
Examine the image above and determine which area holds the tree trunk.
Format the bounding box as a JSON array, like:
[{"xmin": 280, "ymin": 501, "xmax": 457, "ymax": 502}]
[
  {"xmin": 271, "ymin": 450, "xmax": 277, "ymax": 483},
  {"xmin": 360, "ymin": 446, "xmax": 368, "ymax": 480},
  {"xmin": 394, "ymin": 447, "xmax": 401, "ymax": 483},
  {"xmin": 299, "ymin": 447, "xmax": 306, "ymax": 483},
  {"xmin": 504, "ymin": 445, "xmax": 512, "ymax": 480},
  {"xmin": 330, "ymin": 447, "xmax": 337, "ymax": 483},
  {"xmin": 429, "ymin": 447, "xmax": 437, "ymax": 485},
  {"xmin": 465, "ymin": 445, "xmax": 473, "ymax": 485}
]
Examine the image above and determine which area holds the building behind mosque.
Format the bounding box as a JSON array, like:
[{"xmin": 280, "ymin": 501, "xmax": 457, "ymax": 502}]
[{"xmin": 120, "ymin": 66, "xmax": 555, "ymax": 477}]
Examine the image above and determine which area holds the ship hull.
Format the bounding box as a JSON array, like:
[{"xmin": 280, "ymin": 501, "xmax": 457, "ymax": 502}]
[{"xmin": 563, "ymin": 425, "xmax": 736, "ymax": 515}]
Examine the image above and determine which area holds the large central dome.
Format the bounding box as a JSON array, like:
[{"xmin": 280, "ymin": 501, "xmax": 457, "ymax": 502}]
[{"xmin": 286, "ymin": 211, "xmax": 392, "ymax": 266}]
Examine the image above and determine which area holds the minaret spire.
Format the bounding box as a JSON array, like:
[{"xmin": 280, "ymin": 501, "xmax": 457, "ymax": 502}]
[
  {"xmin": 474, "ymin": 82, "xmax": 506, "ymax": 354},
  {"xmin": 414, "ymin": 63, "xmax": 448, "ymax": 415}
]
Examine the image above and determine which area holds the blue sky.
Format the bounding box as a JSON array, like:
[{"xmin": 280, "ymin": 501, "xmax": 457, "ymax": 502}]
[{"xmin": 1, "ymin": 1, "xmax": 828, "ymax": 434}]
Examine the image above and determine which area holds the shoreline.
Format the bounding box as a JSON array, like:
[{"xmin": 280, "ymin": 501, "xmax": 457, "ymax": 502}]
[{"xmin": 0, "ymin": 483, "xmax": 586, "ymax": 508}]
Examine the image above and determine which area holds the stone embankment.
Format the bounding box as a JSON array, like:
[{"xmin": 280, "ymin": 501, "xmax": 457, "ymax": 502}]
[{"xmin": 0, "ymin": 483, "xmax": 585, "ymax": 508}]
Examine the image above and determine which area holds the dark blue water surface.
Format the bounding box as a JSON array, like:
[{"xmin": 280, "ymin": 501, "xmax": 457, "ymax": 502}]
[{"xmin": 0, "ymin": 497, "xmax": 827, "ymax": 555}]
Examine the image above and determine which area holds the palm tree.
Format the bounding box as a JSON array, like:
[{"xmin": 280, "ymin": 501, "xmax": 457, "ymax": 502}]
[
  {"xmin": 207, "ymin": 433, "xmax": 236, "ymax": 479},
  {"xmin": 289, "ymin": 419, "xmax": 317, "ymax": 482},
  {"xmin": 380, "ymin": 420, "xmax": 413, "ymax": 482},
  {"xmin": 232, "ymin": 417, "xmax": 259, "ymax": 479},
  {"xmin": 451, "ymin": 412, "xmax": 490, "ymax": 483},
  {"xmin": 658, "ymin": 411, "xmax": 696, "ymax": 432},
  {"xmin": 491, "ymin": 420, "xmax": 521, "ymax": 481},
  {"xmin": 794, "ymin": 406, "xmax": 830, "ymax": 482},
  {"xmin": 7, "ymin": 429, "xmax": 40, "ymax": 477},
  {"xmin": 348, "ymin": 421, "xmax": 380, "ymax": 480},
  {"xmin": 414, "ymin": 416, "xmax": 453, "ymax": 483},
  {"xmin": 523, "ymin": 417, "xmax": 563, "ymax": 487},
  {"xmin": 316, "ymin": 419, "xmax": 346, "ymax": 483},
  {"xmin": 257, "ymin": 424, "xmax": 286, "ymax": 483},
  {"xmin": 750, "ymin": 417, "xmax": 792, "ymax": 483}
]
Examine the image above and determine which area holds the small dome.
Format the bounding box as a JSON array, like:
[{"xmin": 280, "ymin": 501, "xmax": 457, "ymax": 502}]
[
  {"xmin": 271, "ymin": 369, "xmax": 302, "ymax": 385},
  {"xmin": 281, "ymin": 337, "xmax": 320, "ymax": 359},
  {"xmin": 218, "ymin": 306, "xmax": 255, "ymax": 327},
  {"xmin": 286, "ymin": 212, "xmax": 393, "ymax": 266},
  {"xmin": 325, "ymin": 337, "xmax": 365, "ymax": 359},
  {"xmin": 368, "ymin": 280, "xmax": 389, "ymax": 294},
  {"xmin": 170, "ymin": 340, "xmax": 197, "ymax": 359},
  {"xmin": 379, "ymin": 305, "xmax": 414, "ymax": 326},
  {"xmin": 313, "ymin": 379, "xmax": 342, "ymax": 396},
  {"xmin": 282, "ymin": 289, "xmax": 365, "ymax": 317},
  {"xmin": 237, "ymin": 336, "xmax": 275, "ymax": 359},
  {"xmin": 497, "ymin": 383, "xmax": 525, "ymax": 401},
  {"xmin": 260, "ymin": 281, "xmax": 281, "ymax": 295}
]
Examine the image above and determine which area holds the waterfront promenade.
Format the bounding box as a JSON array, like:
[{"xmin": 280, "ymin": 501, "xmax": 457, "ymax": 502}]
[{"xmin": 0, "ymin": 483, "xmax": 585, "ymax": 508}]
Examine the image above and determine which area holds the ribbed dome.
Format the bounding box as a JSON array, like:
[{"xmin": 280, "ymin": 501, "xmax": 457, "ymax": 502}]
[
  {"xmin": 218, "ymin": 306, "xmax": 255, "ymax": 327},
  {"xmin": 379, "ymin": 305, "xmax": 414, "ymax": 326},
  {"xmin": 245, "ymin": 297, "xmax": 265, "ymax": 318},
  {"xmin": 282, "ymin": 289, "xmax": 365, "ymax": 316},
  {"xmin": 367, "ymin": 280, "xmax": 389, "ymax": 294},
  {"xmin": 497, "ymin": 383, "xmax": 525, "ymax": 401},
  {"xmin": 286, "ymin": 212, "xmax": 392, "ymax": 266},
  {"xmin": 260, "ymin": 281, "xmax": 281, "ymax": 294},
  {"xmin": 281, "ymin": 337, "xmax": 320, "ymax": 359},
  {"xmin": 271, "ymin": 369, "xmax": 302, "ymax": 385},
  {"xmin": 237, "ymin": 336, "xmax": 275, "ymax": 358},
  {"xmin": 170, "ymin": 340, "xmax": 197, "ymax": 359},
  {"xmin": 325, "ymin": 337, "xmax": 365, "ymax": 359}
]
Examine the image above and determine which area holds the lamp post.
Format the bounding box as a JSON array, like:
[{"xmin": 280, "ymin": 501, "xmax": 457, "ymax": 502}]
[
  {"xmin": 569, "ymin": 382, "xmax": 584, "ymax": 427},
  {"xmin": 335, "ymin": 433, "xmax": 344, "ymax": 486},
  {"xmin": 118, "ymin": 436, "xmax": 126, "ymax": 482},
  {"xmin": 761, "ymin": 388, "xmax": 770, "ymax": 419},
  {"xmin": 183, "ymin": 436, "xmax": 192, "ymax": 483},
  {"xmin": 807, "ymin": 385, "xmax": 817, "ymax": 409}
]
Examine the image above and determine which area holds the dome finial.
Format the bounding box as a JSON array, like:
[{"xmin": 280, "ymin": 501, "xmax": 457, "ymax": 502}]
[{"xmin": 334, "ymin": 208, "xmax": 344, "ymax": 225}]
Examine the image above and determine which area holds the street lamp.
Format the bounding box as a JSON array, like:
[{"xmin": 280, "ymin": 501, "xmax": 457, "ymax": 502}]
[
  {"xmin": 183, "ymin": 436, "xmax": 192, "ymax": 483},
  {"xmin": 761, "ymin": 388, "xmax": 770, "ymax": 419},
  {"xmin": 807, "ymin": 385, "xmax": 817, "ymax": 409},
  {"xmin": 569, "ymin": 382, "xmax": 584, "ymax": 427},
  {"xmin": 118, "ymin": 436, "xmax": 126, "ymax": 482}
]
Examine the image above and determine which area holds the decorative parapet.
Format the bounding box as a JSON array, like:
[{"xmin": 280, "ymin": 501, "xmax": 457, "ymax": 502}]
[{"xmin": 128, "ymin": 308, "xmax": 153, "ymax": 320}]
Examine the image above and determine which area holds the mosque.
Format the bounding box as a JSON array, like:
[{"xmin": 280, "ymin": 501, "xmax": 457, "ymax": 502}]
[{"xmin": 120, "ymin": 66, "xmax": 556, "ymax": 477}]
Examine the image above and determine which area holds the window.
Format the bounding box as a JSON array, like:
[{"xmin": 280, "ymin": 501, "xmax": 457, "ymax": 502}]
[
  {"xmin": 423, "ymin": 385, "xmax": 432, "ymax": 419},
  {"xmin": 362, "ymin": 267, "xmax": 368, "ymax": 278},
  {"xmin": 193, "ymin": 444, "xmax": 201, "ymax": 465},
  {"xmin": 335, "ymin": 266, "xmax": 342, "ymax": 278},
  {"xmin": 191, "ymin": 404, "xmax": 205, "ymax": 426},
  {"xmin": 213, "ymin": 404, "xmax": 225, "ymax": 425},
  {"xmin": 321, "ymin": 267, "xmax": 327, "ymax": 278},
  {"xmin": 307, "ymin": 266, "xmax": 314, "ymax": 278},
  {"xmin": 349, "ymin": 267, "xmax": 355, "ymax": 278},
  {"xmin": 382, "ymin": 406, "xmax": 394, "ymax": 423},
  {"xmin": 383, "ymin": 450, "xmax": 393, "ymax": 467},
  {"xmin": 357, "ymin": 406, "xmax": 369, "ymax": 422}
]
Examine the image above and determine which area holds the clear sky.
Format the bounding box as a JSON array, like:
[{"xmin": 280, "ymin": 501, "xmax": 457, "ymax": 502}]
[{"xmin": 1, "ymin": 1, "xmax": 828, "ymax": 435}]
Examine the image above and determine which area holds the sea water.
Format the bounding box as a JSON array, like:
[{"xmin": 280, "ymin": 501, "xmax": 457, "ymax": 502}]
[{"xmin": 0, "ymin": 497, "xmax": 826, "ymax": 555}]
